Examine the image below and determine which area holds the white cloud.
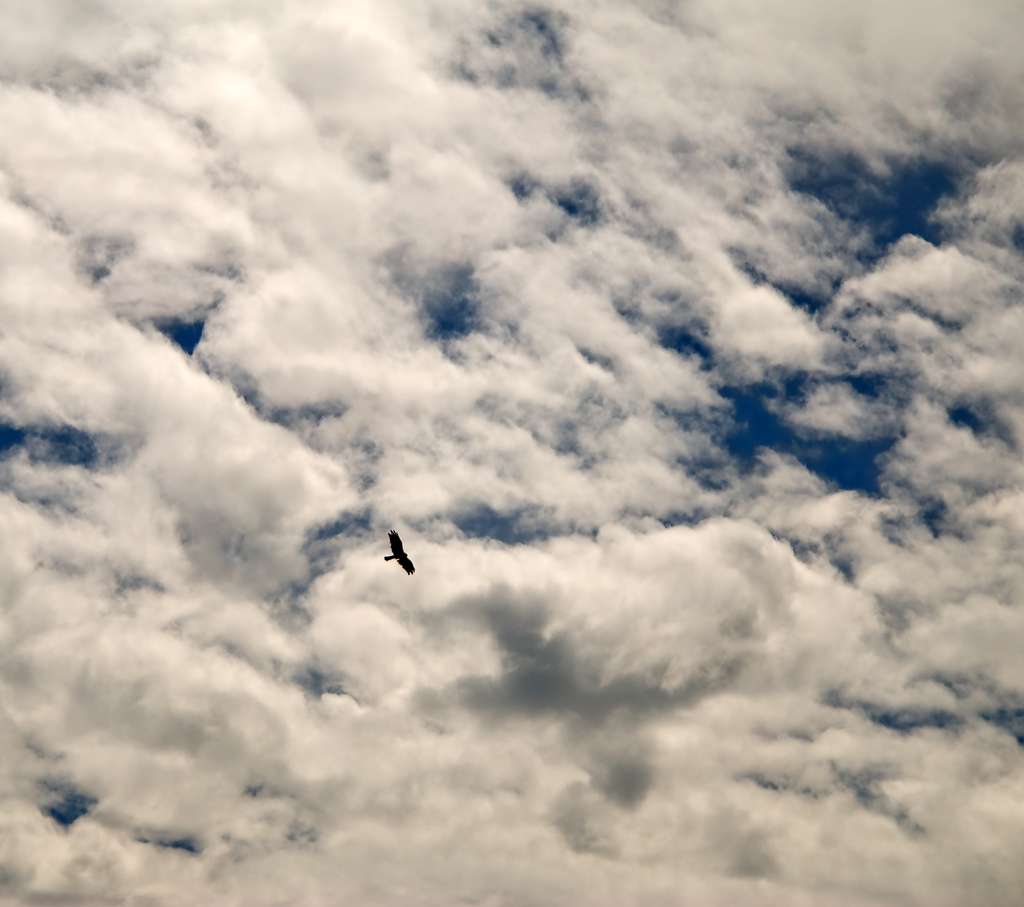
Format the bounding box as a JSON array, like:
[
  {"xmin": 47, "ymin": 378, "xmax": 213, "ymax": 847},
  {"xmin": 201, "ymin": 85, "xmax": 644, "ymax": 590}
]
[
  {"xmin": 1, "ymin": 0, "xmax": 1024, "ymax": 904},
  {"xmin": 711, "ymin": 282, "xmax": 827, "ymax": 375}
]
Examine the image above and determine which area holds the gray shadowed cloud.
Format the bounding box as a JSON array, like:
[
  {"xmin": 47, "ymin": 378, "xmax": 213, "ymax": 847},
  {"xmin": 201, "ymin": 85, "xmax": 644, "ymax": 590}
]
[
  {"xmin": 453, "ymin": 6, "xmax": 590, "ymax": 102},
  {"xmin": 434, "ymin": 585, "xmax": 743, "ymax": 726}
]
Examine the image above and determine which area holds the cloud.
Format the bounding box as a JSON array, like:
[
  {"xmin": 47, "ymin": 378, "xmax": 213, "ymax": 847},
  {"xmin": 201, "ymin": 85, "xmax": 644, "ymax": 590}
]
[{"xmin": 1, "ymin": 0, "xmax": 1024, "ymax": 905}]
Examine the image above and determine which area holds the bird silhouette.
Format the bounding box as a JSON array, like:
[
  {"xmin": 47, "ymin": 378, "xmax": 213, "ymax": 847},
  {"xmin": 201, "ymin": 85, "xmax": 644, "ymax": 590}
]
[{"xmin": 384, "ymin": 530, "xmax": 415, "ymax": 575}]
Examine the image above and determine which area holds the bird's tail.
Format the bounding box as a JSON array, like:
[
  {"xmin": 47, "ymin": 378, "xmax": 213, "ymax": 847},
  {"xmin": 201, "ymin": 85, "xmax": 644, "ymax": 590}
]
[{"xmin": 384, "ymin": 555, "xmax": 396, "ymax": 561}]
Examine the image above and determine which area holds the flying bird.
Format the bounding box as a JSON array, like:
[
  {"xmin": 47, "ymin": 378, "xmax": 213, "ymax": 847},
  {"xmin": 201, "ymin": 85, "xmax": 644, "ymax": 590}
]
[{"xmin": 385, "ymin": 530, "xmax": 415, "ymax": 575}]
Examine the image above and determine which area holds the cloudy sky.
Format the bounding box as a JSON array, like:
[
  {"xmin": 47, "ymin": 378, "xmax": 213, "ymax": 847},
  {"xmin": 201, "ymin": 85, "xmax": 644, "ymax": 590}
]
[{"xmin": 2, "ymin": 0, "xmax": 1024, "ymax": 904}]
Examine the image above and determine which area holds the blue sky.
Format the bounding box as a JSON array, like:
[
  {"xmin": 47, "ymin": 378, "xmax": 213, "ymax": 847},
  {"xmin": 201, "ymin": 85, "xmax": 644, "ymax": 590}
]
[{"xmin": 1, "ymin": 1, "xmax": 1024, "ymax": 905}]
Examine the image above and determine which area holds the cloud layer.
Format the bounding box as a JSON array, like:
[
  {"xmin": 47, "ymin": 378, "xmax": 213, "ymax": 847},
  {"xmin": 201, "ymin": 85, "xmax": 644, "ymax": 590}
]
[{"xmin": 2, "ymin": 1, "xmax": 1024, "ymax": 904}]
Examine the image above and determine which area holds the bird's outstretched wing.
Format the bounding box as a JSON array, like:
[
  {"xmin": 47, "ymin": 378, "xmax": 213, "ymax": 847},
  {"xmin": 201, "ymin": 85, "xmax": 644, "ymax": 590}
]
[
  {"xmin": 385, "ymin": 530, "xmax": 415, "ymax": 575},
  {"xmin": 388, "ymin": 530, "xmax": 406, "ymax": 558}
]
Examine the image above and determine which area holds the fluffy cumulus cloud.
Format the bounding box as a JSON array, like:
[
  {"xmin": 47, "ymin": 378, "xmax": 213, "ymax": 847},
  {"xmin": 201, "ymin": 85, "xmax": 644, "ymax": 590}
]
[{"xmin": 2, "ymin": 0, "xmax": 1024, "ymax": 904}]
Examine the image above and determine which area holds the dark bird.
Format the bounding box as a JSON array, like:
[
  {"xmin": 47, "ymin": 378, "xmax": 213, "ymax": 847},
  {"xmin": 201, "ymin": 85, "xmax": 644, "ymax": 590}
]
[{"xmin": 384, "ymin": 530, "xmax": 415, "ymax": 575}]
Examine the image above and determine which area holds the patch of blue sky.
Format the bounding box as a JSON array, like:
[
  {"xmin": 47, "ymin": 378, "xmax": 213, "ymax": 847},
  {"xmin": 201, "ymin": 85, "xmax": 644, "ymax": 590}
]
[
  {"xmin": 823, "ymin": 689, "xmax": 963, "ymax": 734},
  {"xmin": 0, "ymin": 423, "xmax": 25, "ymax": 455},
  {"xmin": 380, "ymin": 256, "xmax": 486, "ymax": 354},
  {"xmin": 979, "ymin": 705, "xmax": 1024, "ymax": 746},
  {"xmin": 655, "ymin": 323, "xmax": 714, "ymax": 369},
  {"xmin": 0, "ymin": 423, "xmax": 105, "ymax": 468},
  {"xmin": 309, "ymin": 509, "xmax": 373, "ymax": 543},
  {"xmin": 732, "ymin": 259, "xmax": 838, "ymax": 315},
  {"xmin": 948, "ymin": 401, "xmax": 1016, "ymax": 448},
  {"xmin": 156, "ymin": 317, "xmax": 205, "ymax": 355},
  {"xmin": 41, "ymin": 782, "xmax": 97, "ymax": 827},
  {"xmin": 722, "ymin": 384, "xmax": 894, "ymax": 494},
  {"xmin": 788, "ymin": 152, "xmax": 957, "ymax": 258},
  {"xmin": 137, "ymin": 835, "xmax": 203, "ymax": 854},
  {"xmin": 551, "ymin": 178, "xmax": 601, "ymax": 226},
  {"xmin": 293, "ymin": 664, "xmax": 350, "ymax": 699}
]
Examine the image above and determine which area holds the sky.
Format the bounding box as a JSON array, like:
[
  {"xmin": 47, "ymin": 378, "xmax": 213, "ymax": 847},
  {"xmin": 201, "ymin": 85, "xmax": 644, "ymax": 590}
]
[{"xmin": 2, "ymin": 0, "xmax": 1024, "ymax": 904}]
